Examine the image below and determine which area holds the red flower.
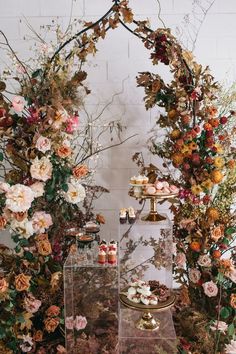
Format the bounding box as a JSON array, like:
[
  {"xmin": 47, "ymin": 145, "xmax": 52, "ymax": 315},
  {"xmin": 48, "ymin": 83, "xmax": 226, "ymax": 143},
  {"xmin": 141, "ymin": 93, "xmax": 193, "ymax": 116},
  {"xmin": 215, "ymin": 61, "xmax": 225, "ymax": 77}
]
[
  {"xmin": 220, "ymin": 116, "xmax": 227, "ymax": 124},
  {"xmin": 203, "ymin": 195, "xmax": 211, "ymax": 204},
  {"xmin": 218, "ymin": 134, "xmax": 225, "ymax": 141},
  {"xmin": 203, "ymin": 122, "xmax": 213, "ymax": 131},
  {"xmin": 206, "ymin": 130, "xmax": 213, "ymax": 138},
  {"xmin": 191, "ymin": 153, "xmax": 201, "ymax": 165}
]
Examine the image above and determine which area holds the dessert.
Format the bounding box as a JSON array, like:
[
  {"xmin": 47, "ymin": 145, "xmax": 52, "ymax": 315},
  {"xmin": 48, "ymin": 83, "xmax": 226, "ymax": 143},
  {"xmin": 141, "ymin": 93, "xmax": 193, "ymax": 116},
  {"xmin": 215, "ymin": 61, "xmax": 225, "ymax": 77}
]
[
  {"xmin": 85, "ymin": 221, "xmax": 100, "ymax": 233},
  {"xmin": 128, "ymin": 207, "xmax": 136, "ymax": 224},
  {"xmin": 140, "ymin": 295, "xmax": 150, "ymax": 305},
  {"xmin": 169, "ymin": 185, "xmax": 179, "ymax": 193},
  {"xmin": 130, "ymin": 176, "xmax": 136, "ymax": 184},
  {"xmin": 108, "ymin": 250, "xmax": 117, "ymax": 264},
  {"xmin": 127, "ymin": 287, "xmax": 137, "ymax": 295},
  {"xmin": 142, "ymin": 176, "xmax": 149, "ymax": 184},
  {"xmin": 99, "ymin": 240, "xmax": 107, "ymax": 252},
  {"xmin": 149, "ymin": 295, "xmax": 158, "ymax": 305},
  {"xmin": 98, "ymin": 249, "xmax": 106, "ymax": 264},
  {"xmin": 108, "ymin": 240, "xmax": 117, "ymax": 252},
  {"xmin": 128, "ymin": 293, "xmax": 141, "ymax": 303},
  {"xmin": 136, "ymin": 175, "xmax": 144, "ymax": 184},
  {"xmin": 119, "ymin": 208, "xmax": 127, "ymax": 224},
  {"xmin": 145, "ymin": 186, "xmax": 156, "ymax": 195}
]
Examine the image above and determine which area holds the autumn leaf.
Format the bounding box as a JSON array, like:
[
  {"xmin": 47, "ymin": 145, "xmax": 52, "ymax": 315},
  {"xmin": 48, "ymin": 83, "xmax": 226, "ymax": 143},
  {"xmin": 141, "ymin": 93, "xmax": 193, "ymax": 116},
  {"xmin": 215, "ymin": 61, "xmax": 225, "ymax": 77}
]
[
  {"xmin": 120, "ymin": 7, "xmax": 134, "ymax": 23},
  {"xmin": 20, "ymin": 312, "xmax": 33, "ymax": 330}
]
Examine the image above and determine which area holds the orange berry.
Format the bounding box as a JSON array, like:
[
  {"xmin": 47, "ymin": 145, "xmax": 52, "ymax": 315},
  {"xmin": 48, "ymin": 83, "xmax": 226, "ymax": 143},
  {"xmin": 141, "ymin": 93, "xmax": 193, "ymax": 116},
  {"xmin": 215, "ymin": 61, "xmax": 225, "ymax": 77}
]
[
  {"xmin": 168, "ymin": 109, "xmax": 177, "ymax": 119},
  {"xmin": 212, "ymin": 250, "xmax": 221, "ymax": 259},
  {"xmin": 190, "ymin": 241, "xmax": 201, "ymax": 252}
]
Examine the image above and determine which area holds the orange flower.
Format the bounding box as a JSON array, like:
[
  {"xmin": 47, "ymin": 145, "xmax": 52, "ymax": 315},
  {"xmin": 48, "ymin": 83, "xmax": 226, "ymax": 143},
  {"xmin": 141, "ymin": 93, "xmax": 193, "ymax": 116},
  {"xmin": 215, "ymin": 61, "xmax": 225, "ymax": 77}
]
[
  {"xmin": 207, "ymin": 106, "xmax": 217, "ymax": 117},
  {"xmin": 181, "ymin": 115, "xmax": 191, "ymax": 125},
  {"xmin": 203, "ymin": 122, "xmax": 212, "ymax": 131},
  {"xmin": 208, "ymin": 118, "xmax": 219, "ymax": 128},
  {"xmin": 56, "ymin": 146, "xmax": 72, "ymax": 158},
  {"xmin": 206, "ymin": 207, "xmax": 220, "ymax": 221},
  {"xmin": 33, "ymin": 330, "xmax": 43, "ymax": 342},
  {"xmin": 96, "ymin": 214, "xmax": 105, "ymax": 224},
  {"xmin": 230, "ymin": 293, "xmax": 236, "ymax": 309},
  {"xmin": 46, "ymin": 305, "xmax": 60, "ymax": 317},
  {"xmin": 190, "ymin": 241, "xmax": 201, "ymax": 252},
  {"xmin": 170, "ymin": 129, "xmax": 181, "ymax": 139},
  {"xmin": 72, "ymin": 165, "xmax": 89, "ymax": 179},
  {"xmin": 15, "ymin": 274, "xmax": 31, "ymax": 292},
  {"xmin": 191, "ymin": 185, "xmax": 202, "ymax": 195},
  {"xmin": 210, "ymin": 169, "xmax": 223, "ymax": 184},
  {"xmin": 172, "ymin": 152, "xmax": 184, "ymax": 166},
  {"xmin": 0, "ymin": 216, "xmax": 7, "ymax": 230},
  {"xmin": 37, "ymin": 240, "xmax": 52, "ymax": 256},
  {"xmin": 44, "ymin": 317, "xmax": 60, "ymax": 333},
  {"xmin": 0, "ymin": 278, "xmax": 8, "ymax": 293},
  {"xmin": 188, "ymin": 142, "xmax": 198, "ymax": 150},
  {"xmin": 168, "ymin": 109, "xmax": 177, "ymax": 119}
]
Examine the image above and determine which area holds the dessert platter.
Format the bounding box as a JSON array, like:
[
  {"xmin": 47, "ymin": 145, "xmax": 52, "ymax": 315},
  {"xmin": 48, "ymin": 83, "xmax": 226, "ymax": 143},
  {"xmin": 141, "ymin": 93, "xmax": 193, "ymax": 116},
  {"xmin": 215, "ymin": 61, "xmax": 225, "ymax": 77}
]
[
  {"xmin": 129, "ymin": 174, "xmax": 179, "ymax": 222},
  {"xmin": 120, "ymin": 279, "xmax": 176, "ymax": 331}
]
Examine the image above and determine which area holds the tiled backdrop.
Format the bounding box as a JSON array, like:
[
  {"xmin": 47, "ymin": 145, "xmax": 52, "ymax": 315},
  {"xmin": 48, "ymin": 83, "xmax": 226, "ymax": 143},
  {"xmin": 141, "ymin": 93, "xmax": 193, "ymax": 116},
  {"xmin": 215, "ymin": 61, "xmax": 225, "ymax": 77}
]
[{"xmin": 0, "ymin": 0, "xmax": 236, "ymax": 245}]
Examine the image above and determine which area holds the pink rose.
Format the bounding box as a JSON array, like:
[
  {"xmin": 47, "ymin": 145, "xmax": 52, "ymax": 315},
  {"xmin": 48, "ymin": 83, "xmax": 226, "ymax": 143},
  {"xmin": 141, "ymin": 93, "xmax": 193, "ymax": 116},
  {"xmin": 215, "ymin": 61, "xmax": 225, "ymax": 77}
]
[
  {"xmin": 202, "ymin": 281, "xmax": 218, "ymax": 297},
  {"xmin": 210, "ymin": 320, "xmax": 228, "ymax": 333},
  {"xmin": 35, "ymin": 136, "xmax": 51, "ymax": 153},
  {"xmin": 6, "ymin": 184, "xmax": 35, "ymax": 213},
  {"xmin": 175, "ymin": 252, "xmax": 186, "ymax": 268},
  {"xmin": 30, "ymin": 157, "xmax": 52, "ymax": 182},
  {"xmin": 24, "ymin": 293, "xmax": 42, "ymax": 313},
  {"xmin": 198, "ymin": 254, "xmax": 211, "ymax": 267},
  {"xmin": 66, "ymin": 115, "xmax": 79, "ymax": 134},
  {"xmin": 74, "ymin": 315, "xmax": 87, "ymax": 331},
  {"xmin": 12, "ymin": 96, "xmax": 25, "ymax": 112},
  {"xmin": 32, "ymin": 211, "xmax": 53, "ymax": 233},
  {"xmin": 65, "ymin": 316, "xmax": 74, "ymax": 330},
  {"xmin": 189, "ymin": 268, "xmax": 201, "ymax": 283}
]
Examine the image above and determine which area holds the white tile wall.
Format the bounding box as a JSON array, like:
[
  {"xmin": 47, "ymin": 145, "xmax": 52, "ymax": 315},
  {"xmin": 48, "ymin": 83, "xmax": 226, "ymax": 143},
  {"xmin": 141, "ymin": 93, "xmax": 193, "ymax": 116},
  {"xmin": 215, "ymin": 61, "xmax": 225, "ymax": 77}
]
[{"xmin": 0, "ymin": 0, "xmax": 236, "ymax": 246}]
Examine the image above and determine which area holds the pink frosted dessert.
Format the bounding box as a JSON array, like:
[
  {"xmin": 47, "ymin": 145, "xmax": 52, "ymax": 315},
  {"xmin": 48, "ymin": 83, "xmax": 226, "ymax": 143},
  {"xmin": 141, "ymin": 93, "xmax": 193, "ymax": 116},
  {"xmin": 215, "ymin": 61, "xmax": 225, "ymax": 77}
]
[{"xmin": 169, "ymin": 185, "xmax": 179, "ymax": 193}]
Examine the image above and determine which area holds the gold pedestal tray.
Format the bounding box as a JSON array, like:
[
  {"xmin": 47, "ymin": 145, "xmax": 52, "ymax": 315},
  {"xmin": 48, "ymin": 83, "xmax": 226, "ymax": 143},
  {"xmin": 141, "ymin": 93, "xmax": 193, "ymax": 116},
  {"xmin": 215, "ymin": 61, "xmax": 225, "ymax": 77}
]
[
  {"xmin": 129, "ymin": 189, "xmax": 178, "ymax": 222},
  {"xmin": 119, "ymin": 291, "xmax": 176, "ymax": 331}
]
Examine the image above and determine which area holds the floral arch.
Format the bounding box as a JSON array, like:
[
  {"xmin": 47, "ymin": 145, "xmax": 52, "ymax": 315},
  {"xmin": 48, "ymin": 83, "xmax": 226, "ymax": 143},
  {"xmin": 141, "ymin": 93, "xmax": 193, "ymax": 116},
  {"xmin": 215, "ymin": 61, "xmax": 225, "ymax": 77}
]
[{"xmin": 0, "ymin": 0, "xmax": 235, "ymax": 353}]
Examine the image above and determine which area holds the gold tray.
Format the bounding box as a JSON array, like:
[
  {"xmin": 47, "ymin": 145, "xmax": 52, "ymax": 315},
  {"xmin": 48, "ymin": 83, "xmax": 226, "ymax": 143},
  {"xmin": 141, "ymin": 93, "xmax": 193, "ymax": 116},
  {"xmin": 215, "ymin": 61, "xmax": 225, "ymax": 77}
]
[{"xmin": 119, "ymin": 288, "xmax": 176, "ymax": 331}]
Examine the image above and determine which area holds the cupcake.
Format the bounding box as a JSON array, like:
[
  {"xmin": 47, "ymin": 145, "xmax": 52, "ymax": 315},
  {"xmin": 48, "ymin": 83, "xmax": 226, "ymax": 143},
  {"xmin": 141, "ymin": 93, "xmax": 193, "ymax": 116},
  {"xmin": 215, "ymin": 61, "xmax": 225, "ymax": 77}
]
[
  {"xmin": 142, "ymin": 176, "xmax": 149, "ymax": 184},
  {"xmin": 128, "ymin": 207, "xmax": 136, "ymax": 224},
  {"xmin": 130, "ymin": 176, "xmax": 136, "ymax": 184},
  {"xmin": 99, "ymin": 240, "xmax": 107, "ymax": 252},
  {"xmin": 98, "ymin": 249, "xmax": 106, "ymax": 264},
  {"xmin": 119, "ymin": 208, "xmax": 127, "ymax": 224},
  {"xmin": 108, "ymin": 240, "xmax": 117, "ymax": 252},
  {"xmin": 136, "ymin": 175, "xmax": 144, "ymax": 185},
  {"xmin": 108, "ymin": 250, "xmax": 117, "ymax": 265}
]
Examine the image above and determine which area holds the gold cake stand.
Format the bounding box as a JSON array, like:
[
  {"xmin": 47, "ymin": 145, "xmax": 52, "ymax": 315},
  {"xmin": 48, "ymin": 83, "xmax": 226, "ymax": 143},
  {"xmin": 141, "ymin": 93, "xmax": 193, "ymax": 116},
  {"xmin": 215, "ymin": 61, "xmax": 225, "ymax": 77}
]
[
  {"xmin": 120, "ymin": 290, "xmax": 176, "ymax": 331},
  {"xmin": 129, "ymin": 188, "xmax": 178, "ymax": 222}
]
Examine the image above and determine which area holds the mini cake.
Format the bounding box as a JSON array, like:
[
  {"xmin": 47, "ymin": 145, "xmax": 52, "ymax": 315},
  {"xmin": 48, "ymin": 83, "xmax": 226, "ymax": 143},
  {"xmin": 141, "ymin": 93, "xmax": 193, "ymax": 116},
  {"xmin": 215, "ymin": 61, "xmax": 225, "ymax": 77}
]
[
  {"xmin": 127, "ymin": 287, "xmax": 137, "ymax": 295},
  {"xmin": 136, "ymin": 175, "xmax": 144, "ymax": 185},
  {"xmin": 128, "ymin": 207, "xmax": 136, "ymax": 224},
  {"xmin": 130, "ymin": 176, "xmax": 136, "ymax": 184},
  {"xmin": 108, "ymin": 250, "xmax": 117, "ymax": 264},
  {"xmin": 119, "ymin": 208, "xmax": 127, "ymax": 224},
  {"xmin": 98, "ymin": 249, "xmax": 106, "ymax": 264},
  {"xmin": 145, "ymin": 186, "xmax": 156, "ymax": 195},
  {"xmin": 162, "ymin": 181, "xmax": 170, "ymax": 188},
  {"xmin": 108, "ymin": 240, "xmax": 117, "ymax": 252},
  {"xmin": 169, "ymin": 185, "xmax": 179, "ymax": 193},
  {"xmin": 85, "ymin": 221, "xmax": 99, "ymax": 233},
  {"xmin": 142, "ymin": 176, "xmax": 149, "ymax": 184},
  {"xmin": 99, "ymin": 240, "xmax": 107, "ymax": 252},
  {"xmin": 155, "ymin": 181, "xmax": 163, "ymax": 190}
]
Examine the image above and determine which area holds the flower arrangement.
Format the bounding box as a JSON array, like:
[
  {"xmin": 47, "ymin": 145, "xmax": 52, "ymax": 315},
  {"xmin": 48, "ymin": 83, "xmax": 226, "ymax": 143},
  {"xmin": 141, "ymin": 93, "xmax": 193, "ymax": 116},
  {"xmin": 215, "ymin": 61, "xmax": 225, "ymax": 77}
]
[{"xmin": 136, "ymin": 27, "xmax": 236, "ymax": 353}]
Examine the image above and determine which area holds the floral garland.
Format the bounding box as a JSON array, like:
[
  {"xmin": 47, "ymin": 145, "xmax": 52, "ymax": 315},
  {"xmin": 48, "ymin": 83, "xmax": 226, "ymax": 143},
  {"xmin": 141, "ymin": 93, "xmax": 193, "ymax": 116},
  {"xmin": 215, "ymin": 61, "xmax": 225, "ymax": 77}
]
[{"xmin": 136, "ymin": 28, "xmax": 236, "ymax": 353}]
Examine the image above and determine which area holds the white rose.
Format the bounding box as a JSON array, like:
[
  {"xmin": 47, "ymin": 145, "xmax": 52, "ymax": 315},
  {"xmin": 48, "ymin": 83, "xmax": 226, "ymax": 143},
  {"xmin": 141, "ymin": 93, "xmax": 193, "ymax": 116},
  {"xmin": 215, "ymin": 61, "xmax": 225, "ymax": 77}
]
[
  {"xmin": 63, "ymin": 178, "xmax": 86, "ymax": 204},
  {"xmin": 30, "ymin": 157, "xmax": 52, "ymax": 182},
  {"xmin": 6, "ymin": 184, "xmax": 35, "ymax": 212},
  {"xmin": 198, "ymin": 254, "xmax": 211, "ymax": 267},
  {"xmin": 30, "ymin": 181, "xmax": 45, "ymax": 198},
  {"xmin": 35, "ymin": 136, "xmax": 51, "ymax": 153},
  {"xmin": 210, "ymin": 320, "xmax": 228, "ymax": 334},
  {"xmin": 225, "ymin": 340, "xmax": 236, "ymax": 354},
  {"xmin": 10, "ymin": 219, "xmax": 34, "ymax": 239},
  {"xmin": 189, "ymin": 268, "xmax": 201, "ymax": 284}
]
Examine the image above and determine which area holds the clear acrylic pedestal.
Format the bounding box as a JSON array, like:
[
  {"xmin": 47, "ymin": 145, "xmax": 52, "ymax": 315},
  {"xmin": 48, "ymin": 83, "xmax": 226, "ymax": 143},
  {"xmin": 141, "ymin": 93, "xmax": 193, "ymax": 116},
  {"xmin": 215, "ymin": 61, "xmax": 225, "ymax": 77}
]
[
  {"xmin": 119, "ymin": 214, "xmax": 177, "ymax": 353},
  {"xmin": 64, "ymin": 253, "xmax": 119, "ymax": 354}
]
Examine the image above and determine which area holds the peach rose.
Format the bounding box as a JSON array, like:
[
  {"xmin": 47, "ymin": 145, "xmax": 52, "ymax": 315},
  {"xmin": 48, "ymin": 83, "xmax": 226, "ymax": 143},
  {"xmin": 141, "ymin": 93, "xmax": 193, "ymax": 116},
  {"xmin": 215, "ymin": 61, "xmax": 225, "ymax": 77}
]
[
  {"xmin": 30, "ymin": 157, "xmax": 52, "ymax": 182},
  {"xmin": 44, "ymin": 317, "xmax": 60, "ymax": 333},
  {"xmin": 0, "ymin": 278, "xmax": 8, "ymax": 293},
  {"xmin": 56, "ymin": 146, "xmax": 72, "ymax": 158},
  {"xmin": 35, "ymin": 136, "xmax": 51, "ymax": 154},
  {"xmin": 230, "ymin": 293, "xmax": 236, "ymax": 309},
  {"xmin": 46, "ymin": 305, "xmax": 60, "ymax": 317},
  {"xmin": 0, "ymin": 216, "xmax": 7, "ymax": 229},
  {"xmin": 211, "ymin": 225, "xmax": 224, "ymax": 242},
  {"xmin": 37, "ymin": 240, "xmax": 52, "ymax": 256},
  {"xmin": 15, "ymin": 274, "xmax": 31, "ymax": 292},
  {"xmin": 72, "ymin": 165, "xmax": 89, "ymax": 179},
  {"xmin": 35, "ymin": 233, "xmax": 48, "ymax": 241},
  {"xmin": 33, "ymin": 330, "xmax": 43, "ymax": 342}
]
